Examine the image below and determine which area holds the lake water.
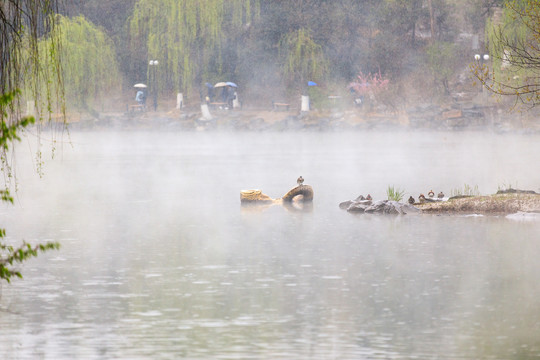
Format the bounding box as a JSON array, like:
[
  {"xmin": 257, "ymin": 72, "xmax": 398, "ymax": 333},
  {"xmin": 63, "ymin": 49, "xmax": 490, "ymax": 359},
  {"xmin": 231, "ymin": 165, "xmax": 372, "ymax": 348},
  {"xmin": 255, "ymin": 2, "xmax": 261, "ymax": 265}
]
[{"xmin": 1, "ymin": 130, "xmax": 540, "ymax": 359}]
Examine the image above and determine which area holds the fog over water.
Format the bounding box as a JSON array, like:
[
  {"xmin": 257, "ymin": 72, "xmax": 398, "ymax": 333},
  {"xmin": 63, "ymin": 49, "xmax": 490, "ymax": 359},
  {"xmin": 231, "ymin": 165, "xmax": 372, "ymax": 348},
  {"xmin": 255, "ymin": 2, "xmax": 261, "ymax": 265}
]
[{"xmin": 1, "ymin": 130, "xmax": 540, "ymax": 359}]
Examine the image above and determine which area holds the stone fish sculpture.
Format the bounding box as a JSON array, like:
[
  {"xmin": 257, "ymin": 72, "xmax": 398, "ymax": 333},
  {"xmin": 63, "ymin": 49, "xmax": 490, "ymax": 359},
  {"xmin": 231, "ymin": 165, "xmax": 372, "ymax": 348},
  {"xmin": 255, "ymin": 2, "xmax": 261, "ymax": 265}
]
[{"xmin": 240, "ymin": 176, "xmax": 314, "ymax": 211}]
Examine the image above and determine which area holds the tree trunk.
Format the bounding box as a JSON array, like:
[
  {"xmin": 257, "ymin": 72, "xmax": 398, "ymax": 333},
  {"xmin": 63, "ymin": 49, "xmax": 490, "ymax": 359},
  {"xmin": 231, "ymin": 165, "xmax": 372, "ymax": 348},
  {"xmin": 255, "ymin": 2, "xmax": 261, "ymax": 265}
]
[{"xmin": 428, "ymin": 0, "xmax": 435, "ymax": 42}]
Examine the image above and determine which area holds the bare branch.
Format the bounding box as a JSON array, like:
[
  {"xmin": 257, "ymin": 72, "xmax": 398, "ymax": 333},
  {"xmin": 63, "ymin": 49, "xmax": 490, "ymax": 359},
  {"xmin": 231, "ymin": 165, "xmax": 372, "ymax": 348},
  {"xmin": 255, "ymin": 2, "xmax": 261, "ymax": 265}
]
[{"xmin": 472, "ymin": 0, "xmax": 540, "ymax": 108}]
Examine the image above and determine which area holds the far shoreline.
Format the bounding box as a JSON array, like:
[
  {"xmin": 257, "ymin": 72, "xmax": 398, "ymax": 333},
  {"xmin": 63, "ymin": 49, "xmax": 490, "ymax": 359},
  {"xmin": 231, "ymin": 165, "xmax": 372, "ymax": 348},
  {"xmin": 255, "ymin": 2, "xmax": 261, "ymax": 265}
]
[{"xmin": 43, "ymin": 101, "xmax": 540, "ymax": 134}]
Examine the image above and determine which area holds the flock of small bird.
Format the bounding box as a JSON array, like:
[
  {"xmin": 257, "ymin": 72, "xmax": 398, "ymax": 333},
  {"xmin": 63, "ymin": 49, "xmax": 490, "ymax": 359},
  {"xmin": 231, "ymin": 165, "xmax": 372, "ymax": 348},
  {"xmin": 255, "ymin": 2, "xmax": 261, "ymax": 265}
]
[
  {"xmin": 409, "ymin": 190, "xmax": 444, "ymax": 204},
  {"xmin": 355, "ymin": 194, "xmax": 373, "ymax": 201},
  {"xmin": 297, "ymin": 176, "xmax": 443, "ymax": 206}
]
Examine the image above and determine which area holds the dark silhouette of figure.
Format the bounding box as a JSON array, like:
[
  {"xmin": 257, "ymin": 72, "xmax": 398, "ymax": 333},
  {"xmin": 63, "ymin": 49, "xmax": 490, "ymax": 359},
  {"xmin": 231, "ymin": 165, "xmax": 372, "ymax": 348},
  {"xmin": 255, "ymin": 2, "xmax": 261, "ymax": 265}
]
[
  {"xmin": 227, "ymin": 86, "xmax": 235, "ymax": 109},
  {"xmin": 207, "ymin": 86, "xmax": 215, "ymax": 103},
  {"xmin": 136, "ymin": 90, "xmax": 145, "ymax": 105},
  {"xmin": 221, "ymin": 86, "xmax": 229, "ymax": 103}
]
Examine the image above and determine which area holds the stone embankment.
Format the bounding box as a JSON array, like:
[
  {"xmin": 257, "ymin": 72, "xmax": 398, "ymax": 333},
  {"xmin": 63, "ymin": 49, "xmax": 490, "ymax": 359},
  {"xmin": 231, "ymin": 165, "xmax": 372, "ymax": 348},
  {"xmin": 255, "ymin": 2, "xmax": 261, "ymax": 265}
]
[{"xmin": 64, "ymin": 101, "xmax": 540, "ymax": 133}]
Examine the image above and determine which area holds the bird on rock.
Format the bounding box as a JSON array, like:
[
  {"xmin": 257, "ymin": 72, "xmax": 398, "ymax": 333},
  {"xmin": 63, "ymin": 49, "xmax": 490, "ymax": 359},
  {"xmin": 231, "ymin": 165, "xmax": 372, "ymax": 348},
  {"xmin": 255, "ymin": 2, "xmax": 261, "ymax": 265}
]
[
  {"xmin": 428, "ymin": 190, "xmax": 435, "ymax": 198},
  {"xmin": 366, "ymin": 194, "xmax": 372, "ymax": 200},
  {"xmin": 419, "ymin": 194, "xmax": 426, "ymax": 204},
  {"xmin": 408, "ymin": 196, "xmax": 415, "ymax": 205},
  {"xmin": 297, "ymin": 176, "xmax": 304, "ymax": 185},
  {"xmin": 438, "ymin": 191, "xmax": 444, "ymax": 199}
]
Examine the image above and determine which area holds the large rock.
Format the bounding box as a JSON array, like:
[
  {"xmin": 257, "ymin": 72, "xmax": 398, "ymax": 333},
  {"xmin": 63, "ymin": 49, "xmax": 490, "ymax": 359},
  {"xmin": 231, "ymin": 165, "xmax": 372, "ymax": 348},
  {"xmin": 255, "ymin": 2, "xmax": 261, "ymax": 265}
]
[
  {"xmin": 340, "ymin": 198, "xmax": 419, "ymax": 215},
  {"xmin": 366, "ymin": 200, "xmax": 420, "ymax": 214},
  {"xmin": 340, "ymin": 199, "xmax": 372, "ymax": 212}
]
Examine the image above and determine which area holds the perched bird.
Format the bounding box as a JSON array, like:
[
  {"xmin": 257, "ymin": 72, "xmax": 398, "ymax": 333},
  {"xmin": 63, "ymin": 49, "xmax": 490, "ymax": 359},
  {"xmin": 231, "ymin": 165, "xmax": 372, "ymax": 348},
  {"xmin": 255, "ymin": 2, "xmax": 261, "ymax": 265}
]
[
  {"xmin": 297, "ymin": 176, "xmax": 304, "ymax": 185},
  {"xmin": 428, "ymin": 190, "xmax": 435, "ymax": 198},
  {"xmin": 366, "ymin": 194, "xmax": 372, "ymax": 200},
  {"xmin": 438, "ymin": 191, "xmax": 444, "ymax": 199},
  {"xmin": 408, "ymin": 196, "xmax": 415, "ymax": 205},
  {"xmin": 419, "ymin": 194, "xmax": 426, "ymax": 204}
]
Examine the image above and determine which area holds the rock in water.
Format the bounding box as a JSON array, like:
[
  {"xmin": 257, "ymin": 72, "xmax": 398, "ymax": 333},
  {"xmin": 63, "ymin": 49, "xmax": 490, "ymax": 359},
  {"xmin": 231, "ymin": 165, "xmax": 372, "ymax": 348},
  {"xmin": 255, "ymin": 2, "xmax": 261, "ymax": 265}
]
[{"xmin": 340, "ymin": 198, "xmax": 419, "ymax": 215}]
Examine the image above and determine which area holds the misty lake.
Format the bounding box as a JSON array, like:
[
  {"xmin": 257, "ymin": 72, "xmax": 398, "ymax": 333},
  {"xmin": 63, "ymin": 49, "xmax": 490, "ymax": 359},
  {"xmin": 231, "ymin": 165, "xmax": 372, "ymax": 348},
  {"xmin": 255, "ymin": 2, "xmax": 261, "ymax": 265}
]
[{"xmin": 1, "ymin": 129, "xmax": 540, "ymax": 359}]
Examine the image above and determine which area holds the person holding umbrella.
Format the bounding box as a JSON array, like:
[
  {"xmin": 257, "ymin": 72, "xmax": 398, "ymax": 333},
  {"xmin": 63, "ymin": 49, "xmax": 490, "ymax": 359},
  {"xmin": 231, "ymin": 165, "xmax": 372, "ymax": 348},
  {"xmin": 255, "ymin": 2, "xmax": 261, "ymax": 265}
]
[
  {"xmin": 134, "ymin": 83, "xmax": 147, "ymax": 107},
  {"xmin": 136, "ymin": 90, "xmax": 145, "ymax": 105},
  {"xmin": 205, "ymin": 83, "xmax": 214, "ymax": 103},
  {"xmin": 227, "ymin": 86, "xmax": 236, "ymax": 109},
  {"xmin": 213, "ymin": 82, "xmax": 238, "ymax": 109},
  {"xmin": 225, "ymin": 82, "xmax": 238, "ymax": 109}
]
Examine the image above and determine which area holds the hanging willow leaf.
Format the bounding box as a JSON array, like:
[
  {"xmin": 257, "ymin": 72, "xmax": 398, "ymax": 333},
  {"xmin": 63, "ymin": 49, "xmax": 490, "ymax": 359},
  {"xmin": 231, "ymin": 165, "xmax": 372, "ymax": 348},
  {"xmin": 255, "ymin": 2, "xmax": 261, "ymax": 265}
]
[
  {"xmin": 279, "ymin": 28, "xmax": 328, "ymax": 91},
  {"xmin": 128, "ymin": 0, "xmax": 259, "ymax": 95},
  {"xmin": 0, "ymin": 0, "xmax": 64, "ymax": 185},
  {"xmin": 23, "ymin": 15, "xmax": 121, "ymax": 110}
]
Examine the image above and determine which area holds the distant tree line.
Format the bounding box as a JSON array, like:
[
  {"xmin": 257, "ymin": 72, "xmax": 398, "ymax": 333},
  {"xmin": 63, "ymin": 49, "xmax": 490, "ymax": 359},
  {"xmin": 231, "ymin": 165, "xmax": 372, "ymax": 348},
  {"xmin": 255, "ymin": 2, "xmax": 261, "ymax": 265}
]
[{"xmin": 55, "ymin": 0, "xmax": 534, "ymax": 109}]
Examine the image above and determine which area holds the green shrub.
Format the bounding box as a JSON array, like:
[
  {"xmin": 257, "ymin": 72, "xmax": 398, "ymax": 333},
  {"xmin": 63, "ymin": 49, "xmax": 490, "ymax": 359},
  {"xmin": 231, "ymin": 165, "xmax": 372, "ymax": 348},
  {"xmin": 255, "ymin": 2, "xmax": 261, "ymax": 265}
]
[{"xmin": 387, "ymin": 185, "xmax": 405, "ymax": 202}]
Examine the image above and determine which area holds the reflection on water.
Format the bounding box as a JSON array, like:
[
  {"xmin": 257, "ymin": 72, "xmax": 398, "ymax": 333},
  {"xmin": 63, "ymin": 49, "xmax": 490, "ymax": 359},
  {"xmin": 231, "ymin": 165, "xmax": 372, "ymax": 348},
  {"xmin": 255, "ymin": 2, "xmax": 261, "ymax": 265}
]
[{"xmin": 1, "ymin": 131, "xmax": 540, "ymax": 359}]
